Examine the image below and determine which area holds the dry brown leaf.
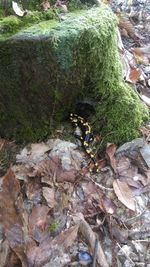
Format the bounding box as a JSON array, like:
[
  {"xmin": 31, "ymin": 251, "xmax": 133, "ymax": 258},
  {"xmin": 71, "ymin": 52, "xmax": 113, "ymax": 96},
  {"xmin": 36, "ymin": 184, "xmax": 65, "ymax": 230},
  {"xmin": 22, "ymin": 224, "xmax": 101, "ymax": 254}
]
[
  {"xmin": 118, "ymin": 14, "xmax": 139, "ymax": 41},
  {"xmin": 0, "ymin": 138, "xmax": 9, "ymax": 150},
  {"xmin": 106, "ymin": 143, "xmax": 117, "ymax": 172},
  {"xmin": 0, "ymin": 240, "xmax": 22, "ymax": 267},
  {"xmin": 33, "ymin": 157, "xmax": 78, "ymax": 183},
  {"xmin": 117, "ymin": 28, "xmax": 124, "ymax": 51},
  {"xmin": 53, "ymin": 225, "xmax": 79, "ymax": 249},
  {"xmin": 133, "ymin": 45, "xmax": 150, "ymax": 56},
  {"xmin": 127, "ymin": 67, "xmax": 141, "ymax": 84},
  {"xmin": 27, "ymin": 225, "xmax": 78, "ymax": 266},
  {"xmin": 29, "ymin": 204, "xmax": 50, "ymax": 243},
  {"xmin": 113, "ymin": 179, "xmax": 135, "ymax": 211},
  {"xmin": 140, "ymin": 126, "xmax": 150, "ymax": 142},
  {"xmin": 42, "ymin": 187, "xmax": 56, "ymax": 208},
  {"xmin": 41, "ymin": 0, "xmax": 51, "ymax": 11},
  {"xmin": 31, "ymin": 142, "xmax": 50, "ymax": 153},
  {"xmin": 100, "ymin": 195, "xmax": 116, "ymax": 215},
  {"xmin": 140, "ymin": 94, "xmax": 150, "ymax": 107},
  {"xmin": 25, "ymin": 179, "xmax": 42, "ymax": 203},
  {"xmin": 0, "ymin": 169, "xmax": 27, "ymax": 266},
  {"xmin": 16, "ymin": 142, "xmax": 50, "ymax": 164}
]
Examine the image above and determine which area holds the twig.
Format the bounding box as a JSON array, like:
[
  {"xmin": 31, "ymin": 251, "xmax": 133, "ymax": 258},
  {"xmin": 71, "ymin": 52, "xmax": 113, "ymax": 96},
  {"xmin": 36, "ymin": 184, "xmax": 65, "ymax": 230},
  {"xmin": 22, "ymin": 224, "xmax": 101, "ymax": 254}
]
[
  {"xmin": 89, "ymin": 177, "xmax": 113, "ymax": 191},
  {"xmin": 117, "ymin": 242, "xmax": 135, "ymax": 266},
  {"xmin": 72, "ymin": 213, "xmax": 110, "ymax": 267},
  {"xmin": 132, "ymin": 239, "xmax": 150, "ymax": 243},
  {"xmin": 92, "ymin": 237, "xmax": 99, "ymax": 267}
]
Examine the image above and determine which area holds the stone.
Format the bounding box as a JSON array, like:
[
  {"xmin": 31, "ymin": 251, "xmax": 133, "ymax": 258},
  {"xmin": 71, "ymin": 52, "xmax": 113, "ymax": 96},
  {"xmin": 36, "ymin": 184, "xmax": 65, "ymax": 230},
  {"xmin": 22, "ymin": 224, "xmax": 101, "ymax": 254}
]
[{"xmin": 0, "ymin": 6, "xmax": 148, "ymax": 142}]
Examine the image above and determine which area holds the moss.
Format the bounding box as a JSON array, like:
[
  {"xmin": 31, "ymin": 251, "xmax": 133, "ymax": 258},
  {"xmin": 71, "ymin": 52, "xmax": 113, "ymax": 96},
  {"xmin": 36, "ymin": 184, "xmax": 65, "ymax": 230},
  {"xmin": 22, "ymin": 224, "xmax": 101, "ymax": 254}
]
[
  {"xmin": 94, "ymin": 82, "xmax": 148, "ymax": 145},
  {"xmin": 68, "ymin": 0, "xmax": 87, "ymax": 11},
  {"xmin": 0, "ymin": 6, "xmax": 148, "ymax": 143},
  {"xmin": 0, "ymin": 9, "xmax": 57, "ymax": 37},
  {"xmin": 72, "ymin": 10, "xmax": 149, "ymax": 145},
  {"xmin": 0, "ymin": 15, "xmax": 21, "ymax": 33},
  {"xmin": 49, "ymin": 222, "xmax": 59, "ymax": 233}
]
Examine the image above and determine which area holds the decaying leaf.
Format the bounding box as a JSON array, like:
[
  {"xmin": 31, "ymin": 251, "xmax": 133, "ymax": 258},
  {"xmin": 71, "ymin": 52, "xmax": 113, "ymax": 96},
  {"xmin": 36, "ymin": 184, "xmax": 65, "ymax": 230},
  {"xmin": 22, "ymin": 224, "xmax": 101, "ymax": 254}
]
[
  {"xmin": 133, "ymin": 45, "xmax": 150, "ymax": 56},
  {"xmin": 126, "ymin": 67, "xmax": 141, "ymax": 84},
  {"xmin": 0, "ymin": 169, "xmax": 27, "ymax": 266},
  {"xmin": 117, "ymin": 27, "xmax": 124, "ymax": 51},
  {"xmin": 25, "ymin": 179, "xmax": 42, "ymax": 204},
  {"xmin": 12, "ymin": 1, "xmax": 25, "ymax": 17},
  {"xmin": 53, "ymin": 224, "xmax": 79, "ymax": 249},
  {"xmin": 118, "ymin": 14, "xmax": 139, "ymax": 41},
  {"xmin": 35, "ymin": 157, "xmax": 78, "ymax": 183},
  {"xmin": 140, "ymin": 94, "xmax": 150, "ymax": 107},
  {"xmin": 140, "ymin": 125, "xmax": 150, "ymax": 142},
  {"xmin": 113, "ymin": 179, "xmax": 135, "ymax": 211},
  {"xmin": 0, "ymin": 138, "xmax": 9, "ymax": 150},
  {"xmin": 106, "ymin": 143, "xmax": 117, "ymax": 172},
  {"xmin": 27, "ymin": 225, "xmax": 78, "ymax": 266},
  {"xmin": 29, "ymin": 204, "xmax": 50, "ymax": 243},
  {"xmin": 100, "ymin": 195, "xmax": 116, "ymax": 214},
  {"xmin": 16, "ymin": 142, "xmax": 51, "ymax": 164},
  {"xmin": 41, "ymin": 0, "xmax": 51, "ymax": 11},
  {"xmin": 42, "ymin": 187, "xmax": 56, "ymax": 208}
]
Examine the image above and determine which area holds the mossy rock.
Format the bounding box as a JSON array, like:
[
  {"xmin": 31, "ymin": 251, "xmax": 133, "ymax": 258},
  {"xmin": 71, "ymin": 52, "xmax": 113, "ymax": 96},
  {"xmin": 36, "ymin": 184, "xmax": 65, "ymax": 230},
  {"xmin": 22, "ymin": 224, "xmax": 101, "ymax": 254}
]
[{"xmin": 0, "ymin": 5, "xmax": 148, "ymax": 143}]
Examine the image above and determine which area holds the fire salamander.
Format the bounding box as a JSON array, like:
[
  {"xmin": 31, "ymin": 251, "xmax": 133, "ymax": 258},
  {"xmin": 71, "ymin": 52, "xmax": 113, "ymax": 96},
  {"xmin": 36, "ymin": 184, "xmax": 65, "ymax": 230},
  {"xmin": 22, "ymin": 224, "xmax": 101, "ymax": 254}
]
[{"xmin": 70, "ymin": 113, "xmax": 99, "ymax": 172}]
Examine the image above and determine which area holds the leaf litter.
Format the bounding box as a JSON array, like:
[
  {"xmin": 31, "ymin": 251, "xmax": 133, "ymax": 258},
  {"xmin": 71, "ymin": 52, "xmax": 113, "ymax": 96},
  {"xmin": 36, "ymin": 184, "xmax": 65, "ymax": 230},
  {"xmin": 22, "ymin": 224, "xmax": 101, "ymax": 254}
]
[{"xmin": 1, "ymin": 0, "xmax": 150, "ymax": 266}]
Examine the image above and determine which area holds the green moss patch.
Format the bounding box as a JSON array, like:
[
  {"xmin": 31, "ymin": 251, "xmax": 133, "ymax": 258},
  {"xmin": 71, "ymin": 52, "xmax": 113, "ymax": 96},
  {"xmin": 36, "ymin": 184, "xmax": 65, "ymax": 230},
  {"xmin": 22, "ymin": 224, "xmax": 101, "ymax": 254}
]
[
  {"xmin": 0, "ymin": 10, "xmax": 57, "ymax": 38},
  {"xmin": 0, "ymin": 5, "xmax": 148, "ymax": 143}
]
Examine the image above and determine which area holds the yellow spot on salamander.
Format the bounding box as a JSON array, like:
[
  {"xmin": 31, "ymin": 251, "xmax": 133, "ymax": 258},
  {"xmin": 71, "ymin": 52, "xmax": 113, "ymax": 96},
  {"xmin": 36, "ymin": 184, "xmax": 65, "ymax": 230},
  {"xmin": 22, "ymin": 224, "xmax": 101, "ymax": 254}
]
[
  {"xmin": 84, "ymin": 141, "xmax": 88, "ymax": 146},
  {"xmin": 86, "ymin": 149, "xmax": 91, "ymax": 154},
  {"xmin": 83, "ymin": 122, "xmax": 89, "ymax": 126}
]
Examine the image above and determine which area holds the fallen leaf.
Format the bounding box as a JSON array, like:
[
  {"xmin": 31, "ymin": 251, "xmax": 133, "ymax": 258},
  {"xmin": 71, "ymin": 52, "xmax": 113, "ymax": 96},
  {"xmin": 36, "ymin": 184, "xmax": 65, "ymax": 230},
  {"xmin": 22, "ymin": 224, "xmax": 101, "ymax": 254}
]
[
  {"xmin": 126, "ymin": 67, "xmax": 141, "ymax": 84},
  {"xmin": 12, "ymin": 1, "xmax": 25, "ymax": 17},
  {"xmin": 53, "ymin": 225, "xmax": 79, "ymax": 249},
  {"xmin": 100, "ymin": 195, "xmax": 116, "ymax": 214},
  {"xmin": 113, "ymin": 179, "xmax": 135, "ymax": 211},
  {"xmin": 117, "ymin": 28, "xmax": 124, "ymax": 51},
  {"xmin": 27, "ymin": 225, "xmax": 78, "ymax": 266},
  {"xmin": 31, "ymin": 143, "xmax": 50, "ymax": 157},
  {"xmin": 41, "ymin": 0, "xmax": 51, "ymax": 11},
  {"xmin": 140, "ymin": 94, "xmax": 150, "ymax": 107},
  {"xmin": 0, "ymin": 138, "xmax": 9, "ymax": 150},
  {"xmin": 112, "ymin": 224, "xmax": 129, "ymax": 243},
  {"xmin": 118, "ymin": 14, "xmax": 139, "ymax": 41},
  {"xmin": 29, "ymin": 204, "xmax": 50, "ymax": 243},
  {"xmin": 106, "ymin": 143, "xmax": 117, "ymax": 172},
  {"xmin": 16, "ymin": 142, "xmax": 50, "ymax": 164},
  {"xmin": 25, "ymin": 179, "xmax": 42, "ymax": 204},
  {"xmin": 0, "ymin": 169, "xmax": 27, "ymax": 266},
  {"xmin": 0, "ymin": 239, "xmax": 21, "ymax": 267},
  {"xmin": 140, "ymin": 144, "xmax": 150, "ymax": 168},
  {"xmin": 140, "ymin": 126, "xmax": 150, "ymax": 142},
  {"xmin": 133, "ymin": 45, "xmax": 150, "ymax": 56},
  {"xmin": 42, "ymin": 187, "xmax": 56, "ymax": 208}
]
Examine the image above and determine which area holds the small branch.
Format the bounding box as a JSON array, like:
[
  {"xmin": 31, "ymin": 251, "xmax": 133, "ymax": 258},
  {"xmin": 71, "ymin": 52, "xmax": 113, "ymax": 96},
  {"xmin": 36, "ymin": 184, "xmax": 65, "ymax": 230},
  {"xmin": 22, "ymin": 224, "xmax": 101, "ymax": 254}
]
[
  {"xmin": 117, "ymin": 242, "xmax": 135, "ymax": 266},
  {"xmin": 73, "ymin": 213, "xmax": 110, "ymax": 267},
  {"xmin": 89, "ymin": 177, "xmax": 113, "ymax": 192},
  {"xmin": 92, "ymin": 237, "xmax": 99, "ymax": 267}
]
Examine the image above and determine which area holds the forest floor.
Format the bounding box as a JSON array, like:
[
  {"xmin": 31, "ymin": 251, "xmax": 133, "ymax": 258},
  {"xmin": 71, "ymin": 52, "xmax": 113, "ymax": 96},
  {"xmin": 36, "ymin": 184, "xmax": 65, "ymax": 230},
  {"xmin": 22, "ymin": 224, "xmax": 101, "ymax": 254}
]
[{"xmin": 0, "ymin": 1, "xmax": 150, "ymax": 267}]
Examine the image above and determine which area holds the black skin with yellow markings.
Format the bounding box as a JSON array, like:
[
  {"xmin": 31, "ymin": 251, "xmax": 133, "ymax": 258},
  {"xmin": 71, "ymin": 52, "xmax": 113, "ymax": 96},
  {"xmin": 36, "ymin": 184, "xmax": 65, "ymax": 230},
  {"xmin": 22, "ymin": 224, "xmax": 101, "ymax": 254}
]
[{"xmin": 70, "ymin": 113, "xmax": 99, "ymax": 172}]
